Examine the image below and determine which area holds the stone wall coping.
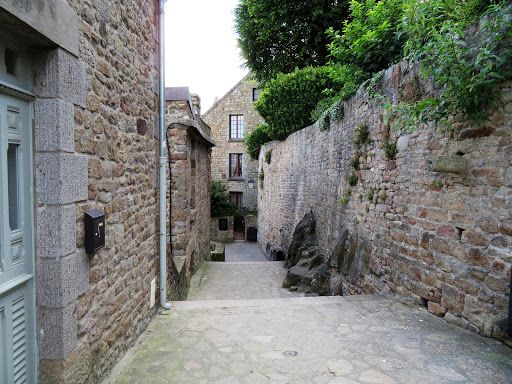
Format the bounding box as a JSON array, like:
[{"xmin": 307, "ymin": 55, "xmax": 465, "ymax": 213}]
[{"xmin": 169, "ymin": 118, "xmax": 217, "ymax": 147}]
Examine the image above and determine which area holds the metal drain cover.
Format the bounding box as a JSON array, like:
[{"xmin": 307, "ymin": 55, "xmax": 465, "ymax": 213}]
[{"xmin": 282, "ymin": 350, "xmax": 298, "ymax": 357}]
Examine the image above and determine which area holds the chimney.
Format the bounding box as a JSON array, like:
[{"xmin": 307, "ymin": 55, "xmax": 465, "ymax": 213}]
[{"xmin": 190, "ymin": 93, "xmax": 201, "ymax": 118}]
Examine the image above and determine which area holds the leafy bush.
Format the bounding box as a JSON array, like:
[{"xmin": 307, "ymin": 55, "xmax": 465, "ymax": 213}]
[
  {"xmin": 327, "ymin": 0, "xmax": 406, "ymax": 76},
  {"xmin": 245, "ymin": 124, "xmax": 271, "ymax": 160},
  {"xmin": 392, "ymin": 0, "xmax": 512, "ymax": 128},
  {"xmin": 402, "ymin": 0, "xmax": 499, "ymax": 58},
  {"xmin": 258, "ymin": 168, "xmax": 264, "ymax": 189},
  {"xmin": 211, "ymin": 181, "xmax": 238, "ymax": 218},
  {"xmin": 254, "ymin": 66, "xmax": 343, "ymax": 140}
]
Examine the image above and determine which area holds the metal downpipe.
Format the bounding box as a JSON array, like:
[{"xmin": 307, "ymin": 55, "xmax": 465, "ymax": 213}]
[{"xmin": 159, "ymin": 0, "xmax": 171, "ymax": 310}]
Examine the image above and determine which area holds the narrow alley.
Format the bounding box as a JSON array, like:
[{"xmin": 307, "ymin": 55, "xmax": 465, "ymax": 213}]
[{"xmin": 105, "ymin": 243, "xmax": 512, "ymax": 384}]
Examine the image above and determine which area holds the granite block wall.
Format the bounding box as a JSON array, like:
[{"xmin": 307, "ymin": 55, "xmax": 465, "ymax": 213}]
[
  {"xmin": 39, "ymin": 1, "xmax": 162, "ymax": 383},
  {"xmin": 258, "ymin": 61, "xmax": 511, "ymax": 344}
]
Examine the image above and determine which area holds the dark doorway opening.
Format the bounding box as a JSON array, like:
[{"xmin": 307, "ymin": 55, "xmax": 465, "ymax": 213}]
[{"xmin": 234, "ymin": 215, "xmax": 245, "ymax": 240}]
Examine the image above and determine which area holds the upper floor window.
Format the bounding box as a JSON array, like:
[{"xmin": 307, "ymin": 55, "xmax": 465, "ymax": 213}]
[
  {"xmin": 229, "ymin": 153, "xmax": 243, "ymax": 178},
  {"xmin": 252, "ymin": 88, "xmax": 259, "ymax": 102},
  {"xmin": 229, "ymin": 114, "xmax": 243, "ymax": 139}
]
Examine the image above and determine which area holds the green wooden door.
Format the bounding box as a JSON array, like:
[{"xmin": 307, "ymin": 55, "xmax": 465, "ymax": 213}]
[{"xmin": 0, "ymin": 92, "xmax": 37, "ymax": 383}]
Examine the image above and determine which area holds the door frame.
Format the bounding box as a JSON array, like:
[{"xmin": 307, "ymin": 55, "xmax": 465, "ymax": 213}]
[{"xmin": 0, "ymin": 32, "xmax": 37, "ymax": 384}]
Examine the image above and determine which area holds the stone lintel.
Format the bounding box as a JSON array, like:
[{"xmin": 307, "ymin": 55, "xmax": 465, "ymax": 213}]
[{"xmin": 0, "ymin": 0, "xmax": 79, "ymax": 56}]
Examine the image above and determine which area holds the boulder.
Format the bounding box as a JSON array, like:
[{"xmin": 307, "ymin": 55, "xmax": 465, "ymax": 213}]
[
  {"xmin": 285, "ymin": 210, "xmax": 317, "ymax": 268},
  {"xmin": 282, "ymin": 211, "xmax": 372, "ymax": 296}
]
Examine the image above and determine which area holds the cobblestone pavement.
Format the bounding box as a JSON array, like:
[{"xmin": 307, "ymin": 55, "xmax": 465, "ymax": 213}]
[{"xmin": 104, "ymin": 245, "xmax": 512, "ymax": 384}]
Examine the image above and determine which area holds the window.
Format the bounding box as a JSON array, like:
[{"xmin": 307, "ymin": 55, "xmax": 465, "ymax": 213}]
[
  {"xmin": 229, "ymin": 154, "xmax": 243, "ymax": 178},
  {"xmin": 229, "ymin": 114, "xmax": 243, "ymax": 139},
  {"xmin": 252, "ymin": 88, "xmax": 259, "ymax": 102},
  {"xmin": 5, "ymin": 48, "xmax": 17, "ymax": 76},
  {"xmin": 229, "ymin": 192, "xmax": 243, "ymax": 209},
  {"xmin": 7, "ymin": 143, "xmax": 20, "ymax": 230}
]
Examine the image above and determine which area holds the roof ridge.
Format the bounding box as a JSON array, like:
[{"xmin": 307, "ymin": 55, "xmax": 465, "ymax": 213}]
[{"xmin": 202, "ymin": 73, "xmax": 251, "ymax": 117}]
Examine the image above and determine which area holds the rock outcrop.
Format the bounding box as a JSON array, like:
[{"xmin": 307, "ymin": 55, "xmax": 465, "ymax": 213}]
[{"xmin": 282, "ymin": 211, "xmax": 372, "ymax": 296}]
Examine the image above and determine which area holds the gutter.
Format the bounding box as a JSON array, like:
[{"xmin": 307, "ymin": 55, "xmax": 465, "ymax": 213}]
[{"xmin": 158, "ymin": 0, "xmax": 171, "ymax": 310}]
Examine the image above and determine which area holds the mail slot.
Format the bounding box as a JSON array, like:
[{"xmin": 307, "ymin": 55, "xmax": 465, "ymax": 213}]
[{"xmin": 85, "ymin": 209, "xmax": 105, "ymax": 253}]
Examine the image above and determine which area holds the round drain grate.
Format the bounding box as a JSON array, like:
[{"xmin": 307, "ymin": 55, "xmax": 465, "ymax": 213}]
[{"xmin": 282, "ymin": 350, "xmax": 298, "ymax": 357}]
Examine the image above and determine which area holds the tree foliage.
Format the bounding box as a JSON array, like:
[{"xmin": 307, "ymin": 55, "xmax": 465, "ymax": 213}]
[
  {"xmin": 385, "ymin": 0, "xmax": 512, "ymax": 129},
  {"xmin": 234, "ymin": 0, "xmax": 350, "ymax": 83},
  {"xmin": 211, "ymin": 181, "xmax": 238, "ymax": 218},
  {"xmin": 254, "ymin": 66, "xmax": 342, "ymax": 140},
  {"xmin": 327, "ymin": 0, "xmax": 406, "ymax": 76}
]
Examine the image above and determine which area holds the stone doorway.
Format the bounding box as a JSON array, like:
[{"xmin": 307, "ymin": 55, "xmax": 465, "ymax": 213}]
[{"xmin": 233, "ymin": 215, "xmax": 245, "ymax": 240}]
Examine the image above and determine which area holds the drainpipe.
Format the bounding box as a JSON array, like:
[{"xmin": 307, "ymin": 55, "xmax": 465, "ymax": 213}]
[{"xmin": 158, "ymin": 0, "xmax": 171, "ymax": 310}]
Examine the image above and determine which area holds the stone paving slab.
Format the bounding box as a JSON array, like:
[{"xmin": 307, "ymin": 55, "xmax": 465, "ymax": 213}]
[
  {"xmin": 187, "ymin": 261, "xmax": 303, "ymax": 301},
  {"xmin": 224, "ymin": 242, "xmax": 267, "ymax": 262},
  {"xmin": 104, "ymin": 294, "xmax": 512, "ymax": 384},
  {"xmin": 104, "ymin": 246, "xmax": 512, "ymax": 384}
]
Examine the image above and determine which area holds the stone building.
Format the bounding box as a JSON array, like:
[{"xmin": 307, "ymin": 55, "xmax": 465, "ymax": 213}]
[
  {"xmin": 203, "ymin": 75, "xmax": 264, "ymax": 214},
  {"xmin": 165, "ymin": 88, "xmax": 215, "ymax": 299},
  {"xmin": 0, "ymin": 1, "xmax": 210, "ymax": 383}
]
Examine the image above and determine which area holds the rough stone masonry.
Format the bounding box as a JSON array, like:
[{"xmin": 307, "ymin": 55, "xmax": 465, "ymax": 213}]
[{"xmin": 258, "ymin": 60, "xmax": 512, "ymax": 345}]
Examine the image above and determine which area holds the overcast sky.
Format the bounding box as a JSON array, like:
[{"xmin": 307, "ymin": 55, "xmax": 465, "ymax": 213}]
[{"xmin": 164, "ymin": 0, "xmax": 248, "ymax": 114}]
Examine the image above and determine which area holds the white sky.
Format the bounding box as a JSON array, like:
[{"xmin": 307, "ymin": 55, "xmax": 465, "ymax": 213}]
[{"xmin": 164, "ymin": 0, "xmax": 248, "ymax": 113}]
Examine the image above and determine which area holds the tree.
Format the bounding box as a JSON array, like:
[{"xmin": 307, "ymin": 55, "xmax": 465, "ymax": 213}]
[
  {"xmin": 211, "ymin": 181, "xmax": 238, "ymax": 218},
  {"xmin": 234, "ymin": 0, "xmax": 350, "ymax": 83}
]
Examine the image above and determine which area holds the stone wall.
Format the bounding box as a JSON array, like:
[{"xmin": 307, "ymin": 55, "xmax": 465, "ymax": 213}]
[
  {"xmin": 211, "ymin": 217, "xmax": 235, "ymax": 243},
  {"xmin": 203, "ymin": 75, "xmax": 265, "ymax": 211},
  {"xmin": 45, "ymin": 0, "xmax": 161, "ymax": 383},
  {"xmin": 258, "ymin": 61, "xmax": 511, "ymax": 344},
  {"xmin": 166, "ymin": 119, "xmax": 213, "ymax": 300}
]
